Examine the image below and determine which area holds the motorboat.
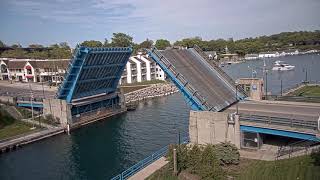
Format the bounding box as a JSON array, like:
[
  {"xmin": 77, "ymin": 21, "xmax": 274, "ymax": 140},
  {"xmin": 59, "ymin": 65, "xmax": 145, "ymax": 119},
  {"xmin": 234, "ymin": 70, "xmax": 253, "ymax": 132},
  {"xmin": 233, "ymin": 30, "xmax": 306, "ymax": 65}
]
[{"xmin": 272, "ymin": 60, "xmax": 295, "ymax": 71}]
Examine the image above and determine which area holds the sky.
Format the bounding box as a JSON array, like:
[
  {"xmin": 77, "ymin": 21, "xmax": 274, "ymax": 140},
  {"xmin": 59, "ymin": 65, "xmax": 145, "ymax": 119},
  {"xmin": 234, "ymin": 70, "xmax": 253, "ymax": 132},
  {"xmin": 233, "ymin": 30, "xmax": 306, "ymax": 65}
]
[{"xmin": 0, "ymin": 0, "xmax": 320, "ymax": 47}]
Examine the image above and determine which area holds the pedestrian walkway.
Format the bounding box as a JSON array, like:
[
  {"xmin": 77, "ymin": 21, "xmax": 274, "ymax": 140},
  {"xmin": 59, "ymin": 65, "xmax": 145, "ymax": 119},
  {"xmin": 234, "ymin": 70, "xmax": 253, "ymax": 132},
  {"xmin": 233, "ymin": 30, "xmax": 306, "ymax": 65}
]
[
  {"xmin": 21, "ymin": 116, "xmax": 59, "ymax": 129},
  {"xmin": 128, "ymin": 157, "xmax": 169, "ymax": 180},
  {"xmin": 0, "ymin": 127, "xmax": 64, "ymax": 151}
]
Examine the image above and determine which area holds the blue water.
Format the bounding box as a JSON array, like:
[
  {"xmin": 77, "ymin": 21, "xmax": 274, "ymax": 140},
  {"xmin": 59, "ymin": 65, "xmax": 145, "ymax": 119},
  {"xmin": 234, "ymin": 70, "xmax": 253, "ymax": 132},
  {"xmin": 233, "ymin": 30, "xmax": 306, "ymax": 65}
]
[{"xmin": 222, "ymin": 54, "xmax": 320, "ymax": 94}]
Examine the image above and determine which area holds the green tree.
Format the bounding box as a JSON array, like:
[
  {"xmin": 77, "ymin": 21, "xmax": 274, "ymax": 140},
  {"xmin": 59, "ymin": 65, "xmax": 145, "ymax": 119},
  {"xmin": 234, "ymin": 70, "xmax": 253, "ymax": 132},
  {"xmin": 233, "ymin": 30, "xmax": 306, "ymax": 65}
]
[
  {"xmin": 0, "ymin": 40, "xmax": 5, "ymax": 47},
  {"xmin": 138, "ymin": 39, "xmax": 153, "ymax": 49},
  {"xmin": 48, "ymin": 43, "xmax": 71, "ymax": 59},
  {"xmin": 28, "ymin": 44, "xmax": 44, "ymax": 48},
  {"xmin": 174, "ymin": 37, "xmax": 202, "ymax": 48},
  {"xmin": 0, "ymin": 49, "xmax": 27, "ymax": 58},
  {"xmin": 103, "ymin": 38, "xmax": 110, "ymax": 47},
  {"xmin": 11, "ymin": 44, "xmax": 22, "ymax": 48},
  {"xmin": 81, "ymin": 40, "xmax": 103, "ymax": 47},
  {"xmin": 110, "ymin": 33, "xmax": 134, "ymax": 47},
  {"xmin": 155, "ymin": 39, "xmax": 171, "ymax": 50}
]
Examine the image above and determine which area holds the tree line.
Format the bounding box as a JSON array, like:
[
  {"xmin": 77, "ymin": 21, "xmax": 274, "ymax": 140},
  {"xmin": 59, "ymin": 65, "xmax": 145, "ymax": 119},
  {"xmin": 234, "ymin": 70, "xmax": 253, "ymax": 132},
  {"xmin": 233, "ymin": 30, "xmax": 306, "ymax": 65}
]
[{"xmin": 1, "ymin": 30, "xmax": 319, "ymax": 59}]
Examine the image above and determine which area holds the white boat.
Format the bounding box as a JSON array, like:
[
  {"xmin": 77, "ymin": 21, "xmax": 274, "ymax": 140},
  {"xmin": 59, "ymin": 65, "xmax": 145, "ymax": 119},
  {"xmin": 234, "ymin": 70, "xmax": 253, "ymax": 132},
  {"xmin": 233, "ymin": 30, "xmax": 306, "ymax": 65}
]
[{"xmin": 272, "ymin": 60, "xmax": 295, "ymax": 71}]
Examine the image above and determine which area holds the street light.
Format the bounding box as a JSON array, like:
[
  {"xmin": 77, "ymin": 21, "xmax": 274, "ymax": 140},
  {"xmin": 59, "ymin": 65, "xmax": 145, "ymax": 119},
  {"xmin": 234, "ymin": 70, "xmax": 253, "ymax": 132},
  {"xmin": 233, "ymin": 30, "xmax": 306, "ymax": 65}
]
[
  {"xmin": 280, "ymin": 79, "xmax": 283, "ymax": 96},
  {"xmin": 29, "ymin": 82, "xmax": 36, "ymax": 130},
  {"xmin": 235, "ymin": 83, "xmax": 239, "ymax": 115}
]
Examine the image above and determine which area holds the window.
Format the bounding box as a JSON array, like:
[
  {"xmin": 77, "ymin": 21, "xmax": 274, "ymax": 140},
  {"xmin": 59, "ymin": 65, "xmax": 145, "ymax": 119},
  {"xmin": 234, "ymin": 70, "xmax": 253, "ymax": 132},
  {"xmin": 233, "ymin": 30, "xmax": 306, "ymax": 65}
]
[
  {"xmin": 159, "ymin": 75, "xmax": 162, "ymax": 77},
  {"xmin": 0, "ymin": 64, "xmax": 7, "ymax": 73}
]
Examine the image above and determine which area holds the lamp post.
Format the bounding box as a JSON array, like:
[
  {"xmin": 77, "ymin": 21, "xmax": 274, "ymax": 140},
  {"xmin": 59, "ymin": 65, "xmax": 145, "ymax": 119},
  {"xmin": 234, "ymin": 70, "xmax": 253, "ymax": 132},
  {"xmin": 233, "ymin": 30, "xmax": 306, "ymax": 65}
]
[
  {"xmin": 235, "ymin": 83, "xmax": 239, "ymax": 115},
  {"xmin": 280, "ymin": 79, "xmax": 283, "ymax": 96},
  {"xmin": 29, "ymin": 83, "xmax": 35, "ymax": 129}
]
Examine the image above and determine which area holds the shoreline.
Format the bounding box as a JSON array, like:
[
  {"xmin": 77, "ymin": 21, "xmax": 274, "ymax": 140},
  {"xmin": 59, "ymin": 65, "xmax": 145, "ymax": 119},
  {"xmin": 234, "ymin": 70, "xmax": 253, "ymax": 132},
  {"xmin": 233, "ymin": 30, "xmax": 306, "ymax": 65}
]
[{"xmin": 124, "ymin": 83, "xmax": 179, "ymax": 103}]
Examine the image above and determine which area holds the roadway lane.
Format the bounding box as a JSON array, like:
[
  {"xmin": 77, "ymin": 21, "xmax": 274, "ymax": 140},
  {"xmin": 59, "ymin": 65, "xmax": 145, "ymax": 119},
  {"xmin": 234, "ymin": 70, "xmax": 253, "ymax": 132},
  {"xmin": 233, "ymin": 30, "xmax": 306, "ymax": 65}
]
[
  {"xmin": 225, "ymin": 100, "xmax": 320, "ymax": 121},
  {"xmin": 161, "ymin": 49, "xmax": 238, "ymax": 111}
]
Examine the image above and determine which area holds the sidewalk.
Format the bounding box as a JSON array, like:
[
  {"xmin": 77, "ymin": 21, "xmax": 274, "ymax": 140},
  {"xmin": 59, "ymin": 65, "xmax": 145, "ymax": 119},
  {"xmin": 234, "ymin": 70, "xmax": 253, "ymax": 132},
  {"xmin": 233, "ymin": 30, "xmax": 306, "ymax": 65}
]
[
  {"xmin": 0, "ymin": 127, "xmax": 64, "ymax": 150},
  {"xmin": 21, "ymin": 117, "xmax": 59, "ymax": 129},
  {"xmin": 128, "ymin": 157, "xmax": 169, "ymax": 180}
]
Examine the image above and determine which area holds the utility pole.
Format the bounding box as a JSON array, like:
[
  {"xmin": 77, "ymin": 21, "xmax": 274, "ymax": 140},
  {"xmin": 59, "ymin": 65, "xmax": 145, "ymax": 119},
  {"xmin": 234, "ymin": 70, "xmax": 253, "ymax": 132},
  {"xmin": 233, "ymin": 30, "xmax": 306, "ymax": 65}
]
[
  {"xmin": 235, "ymin": 84, "xmax": 238, "ymax": 114},
  {"xmin": 280, "ymin": 79, "xmax": 283, "ymax": 96},
  {"xmin": 305, "ymin": 68, "xmax": 308, "ymax": 83},
  {"xmin": 263, "ymin": 59, "xmax": 268, "ymax": 100},
  {"xmin": 265, "ymin": 70, "xmax": 268, "ymax": 100},
  {"xmin": 29, "ymin": 83, "xmax": 35, "ymax": 130},
  {"xmin": 173, "ymin": 148, "xmax": 177, "ymax": 176}
]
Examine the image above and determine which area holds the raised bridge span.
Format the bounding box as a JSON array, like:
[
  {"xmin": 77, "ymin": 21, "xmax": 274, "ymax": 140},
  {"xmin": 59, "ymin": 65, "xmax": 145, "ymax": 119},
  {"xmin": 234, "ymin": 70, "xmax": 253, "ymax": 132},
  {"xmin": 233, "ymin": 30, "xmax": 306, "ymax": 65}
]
[{"xmin": 147, "ymin": 46, "xmax": 246, "ymax": 111}]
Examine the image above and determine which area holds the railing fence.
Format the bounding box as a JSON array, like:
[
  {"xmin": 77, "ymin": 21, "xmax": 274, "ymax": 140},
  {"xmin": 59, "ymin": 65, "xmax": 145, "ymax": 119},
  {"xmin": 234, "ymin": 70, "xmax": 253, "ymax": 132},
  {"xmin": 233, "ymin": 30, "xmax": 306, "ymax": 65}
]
[{"xmin": 110, "ymin": 136, "xmax": 189, "ymax": 180}]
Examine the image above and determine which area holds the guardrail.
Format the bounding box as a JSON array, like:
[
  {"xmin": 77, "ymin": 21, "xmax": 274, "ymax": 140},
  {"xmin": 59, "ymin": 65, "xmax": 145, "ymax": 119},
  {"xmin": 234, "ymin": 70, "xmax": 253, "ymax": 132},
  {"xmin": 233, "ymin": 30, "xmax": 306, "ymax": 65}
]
[
  {"xmin": 239, "ymin": 114, "xmax": 318, "ymax": 131},
  {"xmin": 110, "ymin": 137, "xmax": 190, "ymax": 180},
  {"xmin": 274, "ymin": 96, "xmax": 320, "ymax": 103},
  {"xmin": 16, "ymin": 97, "xmax": 43, "ymax": 102},
  {"xmin": 276, "ymin": 139, "xmax": 319, "ymax": 159},
  {"xmin": 149, "ymin": 47, "xmax": 214, "ymax": 111}
]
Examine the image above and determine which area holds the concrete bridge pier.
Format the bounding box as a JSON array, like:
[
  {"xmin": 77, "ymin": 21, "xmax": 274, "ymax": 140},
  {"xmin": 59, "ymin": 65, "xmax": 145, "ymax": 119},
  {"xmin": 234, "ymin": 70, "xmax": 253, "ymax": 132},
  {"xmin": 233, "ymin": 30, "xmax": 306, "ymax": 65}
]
[{"xmin": 189, "ymin": 111, "xmax": 241, "ymax": 148}]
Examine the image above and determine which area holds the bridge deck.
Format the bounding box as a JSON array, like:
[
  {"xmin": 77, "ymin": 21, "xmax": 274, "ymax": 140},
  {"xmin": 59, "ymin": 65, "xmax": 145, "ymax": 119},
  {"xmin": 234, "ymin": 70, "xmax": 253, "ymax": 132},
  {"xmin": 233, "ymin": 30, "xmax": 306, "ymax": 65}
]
[
  {"xmin": 161, "ymin": 48, "xmax": 240, "ymax": 111},
  {"xmin": 226, "ymin": 100, "xmax": 320, "ymax": 121}
]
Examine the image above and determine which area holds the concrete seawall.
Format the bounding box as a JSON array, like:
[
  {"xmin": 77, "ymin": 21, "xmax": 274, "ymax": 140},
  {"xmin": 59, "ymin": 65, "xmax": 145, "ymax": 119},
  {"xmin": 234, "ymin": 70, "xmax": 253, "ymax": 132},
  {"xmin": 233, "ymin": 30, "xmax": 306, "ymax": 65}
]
[{"xmin": 125, "ymin": 83, "xmax": 178, "ymax": 103}]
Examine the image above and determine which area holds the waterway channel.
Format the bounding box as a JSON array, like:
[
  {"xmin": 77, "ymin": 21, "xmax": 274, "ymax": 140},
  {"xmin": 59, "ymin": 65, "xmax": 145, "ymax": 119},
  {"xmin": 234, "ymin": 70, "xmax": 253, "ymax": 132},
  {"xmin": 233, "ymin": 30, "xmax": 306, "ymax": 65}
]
[{"xmin": 0, "ymin": 54, "xmax": 319, "ymax": 180}]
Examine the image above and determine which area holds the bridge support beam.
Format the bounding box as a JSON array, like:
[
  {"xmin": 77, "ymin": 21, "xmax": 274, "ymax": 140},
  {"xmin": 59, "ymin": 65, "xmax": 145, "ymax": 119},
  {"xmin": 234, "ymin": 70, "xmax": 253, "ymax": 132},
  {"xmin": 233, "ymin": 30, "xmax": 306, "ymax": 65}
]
[{"xmin": 189, "ymin": 111, "xmax": 241, "ymax": 148}]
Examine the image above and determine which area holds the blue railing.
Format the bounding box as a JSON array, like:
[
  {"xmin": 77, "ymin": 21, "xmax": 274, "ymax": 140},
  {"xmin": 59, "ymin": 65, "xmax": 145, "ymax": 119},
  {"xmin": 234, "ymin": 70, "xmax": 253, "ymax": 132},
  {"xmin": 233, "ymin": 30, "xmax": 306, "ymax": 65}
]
[{"xmin": 111, "ymin": 137, "xmax": 190, "ymax": 180}]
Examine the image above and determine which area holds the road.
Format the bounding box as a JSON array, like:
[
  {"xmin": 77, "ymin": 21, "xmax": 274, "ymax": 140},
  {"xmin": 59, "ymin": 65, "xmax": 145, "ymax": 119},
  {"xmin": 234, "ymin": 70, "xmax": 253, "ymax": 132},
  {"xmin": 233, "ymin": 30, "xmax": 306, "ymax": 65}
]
[
  {"xmin": 161, "ymin": 48, "xmax": 238, "ymax": 111},
  {"xmin": 225, "ymin": 100, "xmax": 320, "ymax": 121},
  {"xmin": 0, "ymin": 81, "xmax": 56, "ymax": 98}
]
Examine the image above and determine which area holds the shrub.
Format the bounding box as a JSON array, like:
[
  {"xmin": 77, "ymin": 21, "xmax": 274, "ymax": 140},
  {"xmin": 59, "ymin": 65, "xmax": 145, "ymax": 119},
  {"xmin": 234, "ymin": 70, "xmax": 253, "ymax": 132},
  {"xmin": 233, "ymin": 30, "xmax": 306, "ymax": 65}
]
[
  {"xmin": 167, "ymin": 143, "xmax": 231, "ymax": 179},
  {"xmin": 0, "ymin": 107, "xmax": 16, "ymax": 127},
  {"xmin": 196, "ymin": 145, "xmax": 225, "ymax": 179},
  {"xmin": 214, "ymin": 142, "xmax": 240, "ymax": 165},
  {"xmin": 311, "ymin": 148, "xmax": 320, "ymax": 166}
]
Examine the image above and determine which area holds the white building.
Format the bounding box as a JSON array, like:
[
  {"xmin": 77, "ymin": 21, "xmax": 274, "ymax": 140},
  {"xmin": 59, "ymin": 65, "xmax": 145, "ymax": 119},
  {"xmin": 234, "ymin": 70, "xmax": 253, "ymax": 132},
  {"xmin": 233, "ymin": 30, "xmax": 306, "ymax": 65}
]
[
  {"xmin": 118, "ymin": 54, "xmax": 166, "ymax": 85},
  {"xmin": 280, "ymin": 49, "xmax": 299, "ymax": 56},
  {"xmin": 0, "ymin": 58, "xmax": 68, "ymax": 83},
  {"xmin": 258, "ymin": 51, "xmax": 280, "ymax": 58},
  {"xmin": 244, "ymin": 54, "xmax": 259, "ymax": 60}
]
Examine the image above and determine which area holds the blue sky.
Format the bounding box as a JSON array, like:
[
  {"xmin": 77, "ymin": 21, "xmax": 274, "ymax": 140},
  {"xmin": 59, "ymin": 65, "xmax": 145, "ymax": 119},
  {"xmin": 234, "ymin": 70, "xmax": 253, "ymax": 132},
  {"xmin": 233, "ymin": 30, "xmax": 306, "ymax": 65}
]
[{"xmin": 1, "ymin": 0, "xmax": 319, "ymax": 47}]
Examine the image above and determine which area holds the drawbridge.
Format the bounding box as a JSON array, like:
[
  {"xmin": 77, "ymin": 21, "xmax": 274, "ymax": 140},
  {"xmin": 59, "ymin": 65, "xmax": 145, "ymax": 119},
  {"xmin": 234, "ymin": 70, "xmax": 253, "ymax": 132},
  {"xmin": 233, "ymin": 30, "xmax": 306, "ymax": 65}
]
[
  {"xmin": 147, "ymin": 46, "xmax": 246, "ymax": 111},
  {"xmin": 56, "ymin": 46, "xmax": 132, "ymax": 119}
]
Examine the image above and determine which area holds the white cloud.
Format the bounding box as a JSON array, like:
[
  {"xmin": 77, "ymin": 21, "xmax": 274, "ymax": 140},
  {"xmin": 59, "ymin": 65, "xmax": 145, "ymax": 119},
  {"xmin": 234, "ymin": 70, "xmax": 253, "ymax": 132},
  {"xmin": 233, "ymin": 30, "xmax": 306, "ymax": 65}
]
[{"xmin": 3, "ymin": 0, "xmax": 320, "ymax": 43}]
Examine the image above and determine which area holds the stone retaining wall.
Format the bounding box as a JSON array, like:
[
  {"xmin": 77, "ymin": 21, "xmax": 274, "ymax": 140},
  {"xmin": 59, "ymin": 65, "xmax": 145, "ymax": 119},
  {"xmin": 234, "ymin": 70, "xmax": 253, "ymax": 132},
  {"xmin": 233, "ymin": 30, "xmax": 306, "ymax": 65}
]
[{"xmin": 124, "ymin": 83, "xmax": 178, "ymax": 103}]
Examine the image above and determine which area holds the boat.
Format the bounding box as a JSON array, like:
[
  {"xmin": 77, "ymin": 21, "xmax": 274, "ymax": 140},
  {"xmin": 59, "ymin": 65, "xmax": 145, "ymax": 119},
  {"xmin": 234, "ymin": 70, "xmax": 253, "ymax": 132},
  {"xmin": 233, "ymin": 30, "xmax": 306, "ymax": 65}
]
[{"xmin": 272, "ymin": 60, "xmax": 295, "ymax": 71}]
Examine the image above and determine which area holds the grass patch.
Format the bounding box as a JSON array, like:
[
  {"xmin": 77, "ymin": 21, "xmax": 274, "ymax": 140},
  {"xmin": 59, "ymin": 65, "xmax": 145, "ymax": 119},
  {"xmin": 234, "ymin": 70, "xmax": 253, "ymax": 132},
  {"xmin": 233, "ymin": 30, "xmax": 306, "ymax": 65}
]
[
  {"xmin": 289, "ymin": 85, "xmax": 320, "ymax": 97},
  {"xmin": 0, "ymin": 121, "xmax": 35, "ymax": 140},
  {"xmin": 0, "ymin": 107, "xmax": 16, "ymax": 128},
  {"xmin": 238, "ymin": 155, "xmax": 320, "ymax": 180},
  {"xmin": 16, "ymin": 107, "xmax": 33, "ymax": 118}
]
